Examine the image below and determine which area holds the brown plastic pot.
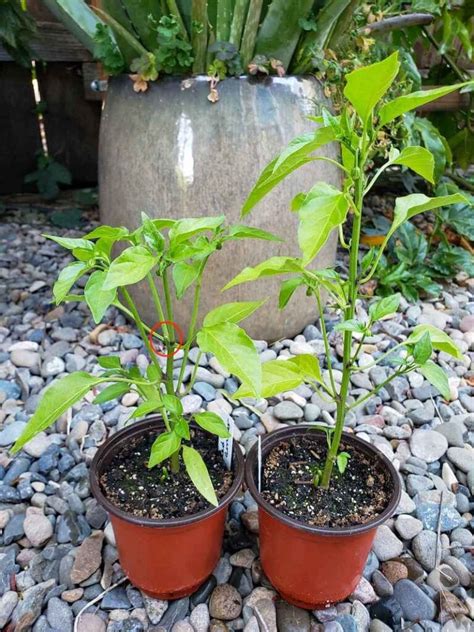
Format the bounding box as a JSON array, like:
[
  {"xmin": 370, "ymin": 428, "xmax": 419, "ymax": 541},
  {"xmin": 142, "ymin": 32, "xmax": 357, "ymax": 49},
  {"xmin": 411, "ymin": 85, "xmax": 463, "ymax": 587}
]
[
  {"xmin": 90, "ymin": 416, "xmax": 244, "ymax": 599},
  {"xmin": 245, "ymin": 425, "xmax": 401, "ymax": 609}
]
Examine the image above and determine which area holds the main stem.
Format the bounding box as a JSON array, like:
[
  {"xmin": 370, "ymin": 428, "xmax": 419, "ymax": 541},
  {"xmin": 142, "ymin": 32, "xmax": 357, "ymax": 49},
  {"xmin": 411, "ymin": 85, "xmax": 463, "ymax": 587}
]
[{"xmin": 320, "ymin": 147, "xmax": 366, "ymax": 488}]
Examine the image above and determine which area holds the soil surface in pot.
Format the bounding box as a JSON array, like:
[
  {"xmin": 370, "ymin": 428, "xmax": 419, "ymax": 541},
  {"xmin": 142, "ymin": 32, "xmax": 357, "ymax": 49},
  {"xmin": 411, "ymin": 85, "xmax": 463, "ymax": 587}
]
[
  {"xmin": 100, "ymin": 429, "xmax": 233, "ymax": 519},
  {"xmin": 262, "ymin": 435, "xmax": 393, "ymax": 528}
]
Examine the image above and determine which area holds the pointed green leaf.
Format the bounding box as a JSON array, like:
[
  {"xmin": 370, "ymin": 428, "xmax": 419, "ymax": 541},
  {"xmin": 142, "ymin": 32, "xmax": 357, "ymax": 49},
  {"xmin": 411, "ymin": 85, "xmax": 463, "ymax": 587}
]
[
  {"xmin": 386, "ymin": 193, "xmax": 466, "ymax": 242},
  {"xmin": 174, "ymin": 417, "xmax": 191, "ymax": 440},
  {"xmin": 391, "ymin": 146, "xmax": 435, "ymax": 184},
  {"xmin": 197, "ymin": 322, "xmax": 261, "ymax": 397},
  {"xmin": 194, "ymin": 412, "xmax": 231, "ymax": 438},
  {"xmin": 53, "ymin": 261, "xmax": 88, "ymax": 304},
  {"xmin": 83, "ymin": 226, "xmax": 129, "ymax": 240},
  {"xmin": 406, "ymin": 325, "xmax": 463, "ymax": 360},
  {"xmin": 419, "ymin": 360, "xmax": 450, "ymax": 400},
  {"xmin": 130, "ymin": 399, "xmax": 163, "ymax": 419},
  {"xmin": 84, "ymin": 270, "xmax": 117, "ymax": 324},
  {"xmin": 336, "ymin": 451, "xmax": 350, "ymax": 474},
  {"xmin": 379, "ymin": 82, "xmax": 474, "ymax": 126},
  {"xmin": 226, "ymin": 225, "xmax": 283, "ymax": 242},
  {"xmin": 235, "ymin": 359, "xmax": 304, "ymax": 399},
  {"xmin": 334, "ymin": 319, "xmax": 367, "ymax": 334},
  {"xmin": 12, "ymin": 372, "xmax": 103, "ymax": 453},
  {"xmin": 183, "ymin": 445, "xmax": 218, "ymax": 506},
  {"xmin": 169, "ymin": 216, "xmax": 226, "ymax": 244},
  {"xmin": 162, "ymin": 394, "xmax": 183, "ymax": 416},
  {"xmin": 369, "ymin": 294, "xmax": 401, "ymax": 321},
  {"xmin": 413, "ymin": 332, "xmax": 433, "ymax": 365},
  {"xmin": 93, "ymin": 382, "xmax": 129, "ymax": 404},
  {"xmin": 297, "ymin": 183, "xmax": 349, "ymax": 264},
  {"xmin": 172, "ymin": 261, "xmax": 200, "ymax": 299},
  {"xmin": 97, "ymin": 356, "xmax": 122, "ymax": 369},
  {"xmin": 223, "ymin": 257, "xmax": 304, "ymax": 290},
  {"xmin": 45, "ymin": 235, "xmax": 94, "ymax": 251},
  {"xmin": 287, "ymin": 354, "xmax": 322, "ymax": 383},
  {"xmin": 103, "ymin": 245, "xmax": 157, "ymax": 289},
  {"xmin": 344, "ymin": 52, "xmax": 400, "ymax": 123},
  {"xmin": 279, "ymin": 277, "xmax": 305, "ymax": 309},
  {"xmin": 203, "ymin": 301, "xmax": 266, "ymax": 327},
  {"xmin": 241, "ymin": 126, "xmax": 336, "ymax": 216},
  {"xmin": 148, "ymin": 431, "xmax": 181, "ymax": 468}
]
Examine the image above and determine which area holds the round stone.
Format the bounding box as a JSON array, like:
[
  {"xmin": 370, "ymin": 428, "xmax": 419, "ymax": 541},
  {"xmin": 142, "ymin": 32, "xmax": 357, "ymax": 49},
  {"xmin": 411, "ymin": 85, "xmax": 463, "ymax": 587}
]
[
  {"xmin": 410, "ymin": 430, "xmax": 448, "ymax": 463},
  {"xmin": 209, "ymin": 584, "xmax": 242, "ymax": 620},
  {"xmin": 23, "ymin": 507, "xmax": 53, "ymax": 547},
  {"xmin": 394, "ymin": 515, "xmax": 423, "ymax": 540},
  {"xmin": 273, "ymin": 401, "xmax": 304, "ymax": 420},
  {"xmin": 392, "ymin": 579, "xmax": 436, "ymax": 621},
  {"xmin": 372, "ymin": 525, "xmax": 403, "ymax": 562}
]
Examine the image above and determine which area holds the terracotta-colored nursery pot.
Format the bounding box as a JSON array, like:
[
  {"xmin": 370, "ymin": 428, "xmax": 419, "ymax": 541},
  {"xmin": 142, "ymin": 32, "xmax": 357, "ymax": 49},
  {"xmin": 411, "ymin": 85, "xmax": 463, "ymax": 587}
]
[
  {"xmin": 90, "ymin": 417, "xmax": 244, "ymax": 599},
  {"xmin": 245, "ymin": 425, "xmax": 401, "ymax": 609}
]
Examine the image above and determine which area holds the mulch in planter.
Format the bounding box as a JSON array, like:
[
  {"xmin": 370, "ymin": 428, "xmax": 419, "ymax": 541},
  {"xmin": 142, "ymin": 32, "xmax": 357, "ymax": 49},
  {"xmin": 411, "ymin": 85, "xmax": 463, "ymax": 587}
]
[
  {"xmin": 100, "ymin": 429, "xmax": 233, "ymax": 520},
  {"xmin": 262, "ymin": 434, "xmax": 393, "ymax": 528}
]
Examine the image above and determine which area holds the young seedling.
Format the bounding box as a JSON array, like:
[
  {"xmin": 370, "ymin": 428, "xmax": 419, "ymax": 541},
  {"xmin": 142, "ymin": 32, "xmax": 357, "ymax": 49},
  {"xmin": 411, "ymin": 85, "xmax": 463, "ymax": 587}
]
[
  {"xmin": 225, "ymin": 52, "xmax": 470, "ymax": 489},
  {"xmin": 11, "ymin": 214, "xmax": 280, "ymax": 505}
]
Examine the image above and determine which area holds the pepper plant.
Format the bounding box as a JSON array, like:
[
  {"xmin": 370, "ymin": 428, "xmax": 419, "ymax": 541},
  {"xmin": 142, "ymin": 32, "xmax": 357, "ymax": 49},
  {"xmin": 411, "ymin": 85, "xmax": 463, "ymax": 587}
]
[
  {"xmin": 11, "ymin": 215, "xmax": 278, "ymax": 505},
  {"xmin": 225, "ymin": 52, "xmax": 470, "ymax": 489}
]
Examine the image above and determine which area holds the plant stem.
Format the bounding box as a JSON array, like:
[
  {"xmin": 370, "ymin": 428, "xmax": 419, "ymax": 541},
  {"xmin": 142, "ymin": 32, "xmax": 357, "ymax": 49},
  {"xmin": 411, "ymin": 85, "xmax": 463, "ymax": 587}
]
[
  {"xmin": 315, "ymin": 289, "xmax": 337, "ymax": 398},
  {"xmin": 121, "ymin": 287, "xmax": 162, "ymax": 377},
  {"xmin": 166, "ymin": 0, "xmax": 189, "ymax": 40},
  {"xmin": 161, "ymin": 268, "xmax": 176, "ymax": 396},
  {"xmin": 320, "ymin": 135, "xmax": 366, "ymax": 489},
  {"xmin": 177, "ymin": 262, "xmax": 206, "ymax": 392}
]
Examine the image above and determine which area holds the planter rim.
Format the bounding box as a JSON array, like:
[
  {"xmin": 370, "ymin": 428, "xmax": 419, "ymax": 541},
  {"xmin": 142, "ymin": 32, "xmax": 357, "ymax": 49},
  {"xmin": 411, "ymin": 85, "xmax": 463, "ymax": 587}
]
[
  {"xmin": 110, "ymin": 74, "xmax": 320, "ymax": 85},
  {"xmin": 90, "ymin": 415, "xmax": 244, "ymax": 528},
  {"xmin": 245, "ymin": 424, "xmax": 401, "ymax": 537}
]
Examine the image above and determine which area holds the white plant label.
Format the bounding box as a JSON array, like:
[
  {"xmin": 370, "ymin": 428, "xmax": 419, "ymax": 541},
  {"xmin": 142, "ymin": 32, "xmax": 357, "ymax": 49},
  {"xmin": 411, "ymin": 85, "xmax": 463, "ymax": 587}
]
[{"xmin": 218, "ymin": 413, "xmax": 234, "ymax": 470}]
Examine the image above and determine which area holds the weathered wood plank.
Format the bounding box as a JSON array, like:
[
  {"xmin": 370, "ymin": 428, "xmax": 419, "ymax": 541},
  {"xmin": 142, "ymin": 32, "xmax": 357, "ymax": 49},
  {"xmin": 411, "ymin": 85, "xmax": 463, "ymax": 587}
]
[{"xmin": 0, "ymin": 21, "xmax": 92, "ymax": 62}]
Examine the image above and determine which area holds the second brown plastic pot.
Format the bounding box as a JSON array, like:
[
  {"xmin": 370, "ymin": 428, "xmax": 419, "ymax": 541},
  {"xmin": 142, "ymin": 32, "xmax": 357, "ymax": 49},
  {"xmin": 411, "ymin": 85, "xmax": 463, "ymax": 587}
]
[
  {"xmin": 245, "ymin": 425, "xmax": 401, "ymax": 609},
  {"xmin": 90, "ymin": 416, "xmax": 244, "ymax": 599}
]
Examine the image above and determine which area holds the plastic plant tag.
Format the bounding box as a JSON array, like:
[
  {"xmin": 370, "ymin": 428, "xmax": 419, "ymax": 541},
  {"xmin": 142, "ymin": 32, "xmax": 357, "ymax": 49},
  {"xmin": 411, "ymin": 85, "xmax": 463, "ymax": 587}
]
[
  {"xmin": 218, "ymin": 413, "xmax": 234, "ymax": 470},
  {"xmin": 258, "ymin": 435, "xmax": 262, "ymax": 493}
]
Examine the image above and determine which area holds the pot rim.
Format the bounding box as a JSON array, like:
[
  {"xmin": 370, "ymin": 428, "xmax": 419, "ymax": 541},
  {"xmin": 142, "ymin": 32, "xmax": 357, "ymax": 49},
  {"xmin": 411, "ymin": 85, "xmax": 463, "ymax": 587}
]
[
  {"xmin": 90, "ymin": 415, "xmax": 244, "ymax": 527},
  {"xmin": 245, "ymin": 424, "xmax": 401, "ymax": 537}
]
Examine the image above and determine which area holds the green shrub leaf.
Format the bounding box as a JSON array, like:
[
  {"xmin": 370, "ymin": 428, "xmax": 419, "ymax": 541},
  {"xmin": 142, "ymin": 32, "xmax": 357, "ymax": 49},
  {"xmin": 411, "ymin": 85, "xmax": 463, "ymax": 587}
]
[
  {"xmin": 386, "ymin": 193, "xmax": 466, "ymax": 242},
  {"xmin": 279, "ymin": 277, "xmax": 305, "ymax": 309},
  {"xmin": 413, "ymin": 332, "xmax": 433, "ymax": 365},
  {"xmin": 379, "ymin": 81, "xmax": 474, "ymax": 126},
  {"xmin": 297, "ymin": 183, "xmax": 349, "ymax": 264},
  {"xmin": 223, "ymin": 257, "xmax": 303, "ymax": 290},
  {"xmin": 93, "ymin": 382, "xmax": 129, "ymax": 404},
  {"xmin": 169, "ymin": 216, "xmax": 225, "ymax": 244},
  {"xmin": 12, "ymin": 372, "xmax": 103, "ymax": 453},
  {"xmin": 203, "ymin": 301, "xmax": 265, "ymax": 327},
  {"xmin": 391, "ymin": 146, "xmax": 435, "ymax": 184},
  {"xmin": 194, "ymin": 412, "xmax": 231, "ymax": 438},
  {"xmin": 148, "ymin": 431, "xmax": 181, "ymax": 468},
  {"xmin": 103, "ymin": 245, "xmax": 157, "ymax": 289},
  {"xmin": 235, "ymin": 359, "xmax": 304, "ymax": 399},
  {"xmin": 53, "ymin": 261, "xmax": 88, "ymax": 304},
  {"xmin": 406, "ymin": 324, "xmax": 463, "ymax": 360},
  {"xmin": 172, "ymin": 261, "xmax": 200, "ymax": 299},
  {"xmin": 183, "ymin": 445, "xmax": 218, "ymax": 506},
  {"xmin": 369, "ymin": 294, "xmax": 401, "ymax": 321},
  {"xmin": 197, "ymin": 322, "xmax": 261, "ymax": 396},
  {"xmin": 419, "ymin": 360, "xmax": 450, "ymax": 400},
  {"xmin": 84, "ymin": 270, "xmax": 117, "ymax": 323},
  {"xmin": 344, "ymin": 52, "xmax": 400, "ymax": 123},
  {"xmin": 226, "ymin": 225, "xmax": 283, "ymax": 242}
]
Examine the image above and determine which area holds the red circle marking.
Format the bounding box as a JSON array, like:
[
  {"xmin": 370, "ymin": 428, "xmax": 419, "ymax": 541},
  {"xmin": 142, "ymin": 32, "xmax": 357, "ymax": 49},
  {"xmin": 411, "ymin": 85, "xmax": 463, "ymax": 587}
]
[{"xmin": 148, "ymin": 321, "xmax": 184, "ymax": 358}]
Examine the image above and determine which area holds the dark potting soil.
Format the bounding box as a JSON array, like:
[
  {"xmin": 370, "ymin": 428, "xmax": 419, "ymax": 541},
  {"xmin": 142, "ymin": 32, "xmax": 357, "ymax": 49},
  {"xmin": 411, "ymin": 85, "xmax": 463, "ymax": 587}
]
[
  {"xmin": 262, "ymin": 435, "xmax": 393, "ymax": 528},
  {"xmin": 100, "ymin": 429, "xmax": 233, "ymax": 519}
]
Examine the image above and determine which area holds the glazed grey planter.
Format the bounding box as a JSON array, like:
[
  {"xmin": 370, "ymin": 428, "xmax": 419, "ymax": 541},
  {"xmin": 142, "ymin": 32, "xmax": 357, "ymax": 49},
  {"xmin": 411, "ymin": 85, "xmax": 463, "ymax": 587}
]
[{"xmin": 99, "ymin": 75, "xmax": 341, "ymax": 341}]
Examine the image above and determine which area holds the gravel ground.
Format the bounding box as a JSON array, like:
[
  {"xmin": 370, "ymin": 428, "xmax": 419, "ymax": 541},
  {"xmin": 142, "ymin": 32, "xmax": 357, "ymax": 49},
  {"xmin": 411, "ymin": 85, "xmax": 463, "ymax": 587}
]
[{"xmin": 0, "ymin": 209, "xmax": 473, "ymax": 632}]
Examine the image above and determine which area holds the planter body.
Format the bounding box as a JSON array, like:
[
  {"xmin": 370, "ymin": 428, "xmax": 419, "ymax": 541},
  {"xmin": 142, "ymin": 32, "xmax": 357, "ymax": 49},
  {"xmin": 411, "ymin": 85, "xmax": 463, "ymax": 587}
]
[
  {"xmin": 99, "ymin": 75, "xmax": 341, "ymax": 341},
  {"xmin": 90, "ymin": 417, "xmax": 244, "ymax": 599},
  {"xmin": 245, "ymin": 426, "xmax": 401, "ymax": 609}
]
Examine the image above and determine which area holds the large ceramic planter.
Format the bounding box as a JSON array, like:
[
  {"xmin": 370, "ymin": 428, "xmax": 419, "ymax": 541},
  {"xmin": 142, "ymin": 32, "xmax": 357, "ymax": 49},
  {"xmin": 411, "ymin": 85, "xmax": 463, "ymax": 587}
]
[
  {"xmin": 99, "ymin": 75, "xmax": 341, "ymax": 341},
  {"xmin": 90, "ymin": 417, "xmax": 244, "ymax": 599},
  {"xmin": 245, "ymin": 426, "xmax": 401, "ymax": 609}
]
